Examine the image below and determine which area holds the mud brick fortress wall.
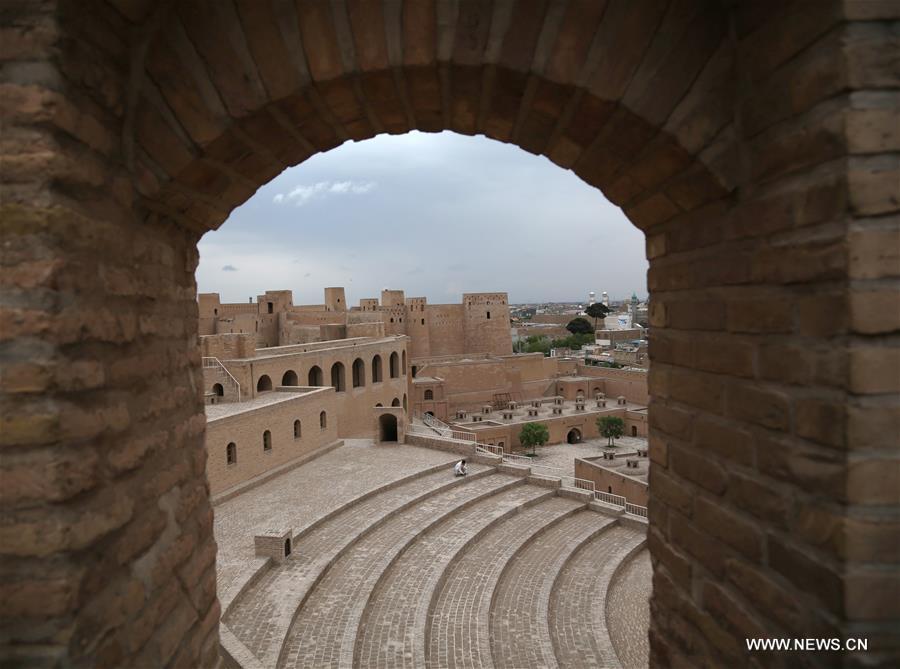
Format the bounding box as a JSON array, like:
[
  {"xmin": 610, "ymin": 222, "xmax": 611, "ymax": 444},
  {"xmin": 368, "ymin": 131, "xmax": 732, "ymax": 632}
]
[
  {"xmin": 202, "ymin": 333, "xmax": 410, "ymax": 439},
  {"xmin": 412, "ymin": 354, "xmax": 651, "ymax": 418},
  {"xmin": 199, "ymin": 287, "xmax": 513, "ymax": 359},
  {"xmin": 3, "ymin": 2, "xmax": 897, "ymax": 668}
]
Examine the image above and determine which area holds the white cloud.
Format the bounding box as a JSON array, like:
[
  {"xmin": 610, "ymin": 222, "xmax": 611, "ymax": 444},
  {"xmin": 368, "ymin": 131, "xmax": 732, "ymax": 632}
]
[{"xmin": 272, "ymin": 180, "xmax": 376, "ymax": 206}]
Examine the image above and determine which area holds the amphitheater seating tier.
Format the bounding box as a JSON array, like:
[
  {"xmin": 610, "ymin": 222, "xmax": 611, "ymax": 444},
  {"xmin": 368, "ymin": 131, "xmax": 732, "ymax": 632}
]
[{"xmin": 221, "ymin": 460, "xmax": 649, "ymax": 669}]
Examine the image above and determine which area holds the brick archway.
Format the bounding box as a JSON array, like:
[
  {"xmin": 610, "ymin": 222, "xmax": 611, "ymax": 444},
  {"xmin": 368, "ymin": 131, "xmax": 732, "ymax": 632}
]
[{"xmin": 3, "ymin": 2, "xmax": 896, "ymax": 668}]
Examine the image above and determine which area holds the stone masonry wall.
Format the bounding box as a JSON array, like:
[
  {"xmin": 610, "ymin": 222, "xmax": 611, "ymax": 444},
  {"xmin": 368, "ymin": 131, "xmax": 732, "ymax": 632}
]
[
  {"xmin": 2, "ymin": 1, "xmax": 896, "ymax": 667},
  {"xmin": 205, "ymin": 389, "xmax": 338, "ymax": 497}
]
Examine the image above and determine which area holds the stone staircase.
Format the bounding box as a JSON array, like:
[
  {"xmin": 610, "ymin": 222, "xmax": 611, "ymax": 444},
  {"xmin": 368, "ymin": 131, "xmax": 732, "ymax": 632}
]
[{"xmin": 221, "ymin": 464, "xmax": 649, "ymax": 669}]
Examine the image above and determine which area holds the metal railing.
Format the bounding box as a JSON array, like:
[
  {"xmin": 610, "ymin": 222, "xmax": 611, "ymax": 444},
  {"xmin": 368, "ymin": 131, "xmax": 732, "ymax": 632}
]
[
  {"xmin": 625, "ymin": 502, "xmax": 649, "ymax": 518},
  {"xmin": 475, "ymin": 443, "xmax": 503, "ymax": 458},
  {"xmin": 202, "ymin": 356, "xmax": 242, "ymax": 402},
  {"xmin": 594, "ymin": 491, "xmax": 628, "ymax": 507}
]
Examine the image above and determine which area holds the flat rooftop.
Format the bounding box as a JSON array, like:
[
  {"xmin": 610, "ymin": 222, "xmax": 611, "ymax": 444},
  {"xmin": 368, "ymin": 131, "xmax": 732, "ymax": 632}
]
[
  {"xmin": 581, "ymin": 452, "xmax": 649, "ymax": 482},
  {"xmin": 205, "ymin": 389, "xmax": 322, "ymax": 421},
  {"xmin": 451, "ymin": 398, "xmax": 646, "ymax": 429}
]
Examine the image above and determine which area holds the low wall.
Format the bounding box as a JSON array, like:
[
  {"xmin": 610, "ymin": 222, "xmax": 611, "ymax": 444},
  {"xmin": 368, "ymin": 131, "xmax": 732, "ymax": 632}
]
[
  {"xmin": 575, "ymin": 457, "xmax": 648, "ymax": 505},
  {"xmin": 206, "ymin": 388, "xmax": 339, "ymax": 496}
]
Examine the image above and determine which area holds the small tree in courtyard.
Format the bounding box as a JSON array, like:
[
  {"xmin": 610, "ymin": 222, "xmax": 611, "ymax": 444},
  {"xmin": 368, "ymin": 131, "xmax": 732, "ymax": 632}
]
[
  {"xmin": 519, "ymin": 422, "xmax": 550, "ymax": 457},
  {"xmin": 566, "ymin": 317, "xmax": 594, "ymax": 335},
  {"xmin": 597, "ymin": 416, "xmax": 625, "ymax": 447},
  {"xmin": 585, "ymin": 302, "xmax": 610, "ymax": 329}
]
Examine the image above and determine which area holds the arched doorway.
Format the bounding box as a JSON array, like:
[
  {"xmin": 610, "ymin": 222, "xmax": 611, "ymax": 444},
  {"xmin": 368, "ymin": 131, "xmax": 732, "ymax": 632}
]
[
  {"xmin": 281, "ymin": 370, "xmax": 298, "ymax": 386},
  {"xmin": 308, "ymin": 366, "xmax": 323, "ymax": 386},
  {"xmin": 257, "ymin": 375, "xmax": 273, "ymax": 393},
  {"xmin": 391, "ymin": 398, "xmax": 401, "ymax": 408},
  {"xmin": 378, "ymin": 414, "xmax": 398, "ymax": 442},
  {"xmin": 7, "ymin": 5, "xmax": 880, "ymax": 667},
  {"xmin": 372, "ymin": 355, "xmax": 383, "ymax": 383},
  {"xmin": 330, "ymin": 362, "xmax": 345, "ymax": 392},
  {"xmin": 389, "ymin": 352, "xmax": 400, "ymax": 378},
  {"xmin": 352, "ymin": 358, "xmax": 365, "ymax": 388},
  {"xmin": 567, "ymin": 428, "xmax": 582, "ymax": 444},
  {"xmin": 212, "ymin": 383, "xmax": 224, "ymax": 397}
]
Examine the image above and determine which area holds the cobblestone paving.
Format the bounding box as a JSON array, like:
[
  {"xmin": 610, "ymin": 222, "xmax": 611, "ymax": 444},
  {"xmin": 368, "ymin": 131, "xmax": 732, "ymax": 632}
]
[
  {"xmin": 607, "ymin": 549, "xmax": 652, "ymax": 669},
  {"xmin": 223, "ymin": 463, "xmax": 490, "ymax": 666},
  {"xmin": 278, "ymin": 473, "xmax": 523, "ymax": 669},
  {"xmin": 532, "ymin": 436, "xmax": 649, "ymax": 477},
  {"xmin": 490, "ymin": 511, "xmax": 617, "ymax": 669},
  {"xmin": 354, "ymin": 484, "xmax": 554, "ymax": 669},
  {"xmin": 426, "ymin": 496, "xmax": 584, "ymax": 669},
  {"xmin": 549, "ymin": 526, "xmax": 646, "ymax": 668},
  {"xmin": 214, "ymin": 440, "xmax": 460, "ymax": 598}
]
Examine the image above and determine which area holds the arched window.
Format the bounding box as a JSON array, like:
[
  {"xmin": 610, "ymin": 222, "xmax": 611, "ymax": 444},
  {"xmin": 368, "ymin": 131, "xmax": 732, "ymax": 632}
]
[
  {"xmin": 282, "ymin": 369, "xmax": 298, "ymax": 386},
  {"xmin": 212, "ymin": 383, "xmax": 224, "ymax": 396},
  {"xmin": 403, "ymin": 394, "xmax": 407, "ymax": 412},
  {"xmin": 294, "ymin": 420, "xmax": 301, "ymax": 439},
  {"xmin": 352, "ymin": 358, "xmax": 365, "ymax": 388},
  {"xmin": 372, "ymin": 355, "xmax": 383, "ymax": 382},
  {"xmin": 391, "ymin": 397, "xmax": 400, "ymax": 407},
  {"xmin": 402, "ymin": 350, "xmax": 407, "ymax": 374},
  {"xmin": 319, "ymin": 411, "xmax": 327, "ymax": 429},
  {"xmin": 389, "ymin": 352, "xmax": 399, "ymax": 378},
  {"xmin": 257, "ymin": 375, "xmax": 272, "ymax": 392},
  {"xmin": 330, "ymin": 362, "xmax": 345, "ymax": 391},
  {"xmin": 424, "ymin": 389, "xmax": 434, "ymax": 400},
  {"xmin": 263, "ymin": 430, "xmax": 272, "ymax": 452},
  {"xmin": 308, "ymin": 366, "xmax": 323, "ymax": 386},
  {"xmin": 226, "ymin": 442, "xmax": 236, "ymax": 465},
  {"xmin": 375, "ymin": 403, "xmax": 383, "ymax": 407}
]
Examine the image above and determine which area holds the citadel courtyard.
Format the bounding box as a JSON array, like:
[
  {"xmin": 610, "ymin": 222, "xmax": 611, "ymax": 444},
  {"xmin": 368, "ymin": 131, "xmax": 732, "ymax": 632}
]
[{"xmin": 2, "ymin": 1, "xmax": 898, "ymax": 669}]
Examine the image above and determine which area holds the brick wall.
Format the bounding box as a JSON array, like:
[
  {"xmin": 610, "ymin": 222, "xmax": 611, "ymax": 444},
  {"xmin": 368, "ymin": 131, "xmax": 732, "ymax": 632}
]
[
  {"xmin": 576, "ymin": 458, "xmax": 649, "ymax": 505},
  {"xmin": 3, "ymin": 1, "xmax": 895, "ymax": 667},
  {"xmin": 205, "ymin": 389, "xmax": 338, "ymax": 497}
]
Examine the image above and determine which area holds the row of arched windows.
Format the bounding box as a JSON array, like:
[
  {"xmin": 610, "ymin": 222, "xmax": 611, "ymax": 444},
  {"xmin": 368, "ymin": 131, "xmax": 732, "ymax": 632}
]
[
  {"xmin": 225, "ymin": 411, "xmax": 328, "ymax": 466},
  {"xmin": 255, "ymin": 351, "xmax": 407, "ymax": 394}
]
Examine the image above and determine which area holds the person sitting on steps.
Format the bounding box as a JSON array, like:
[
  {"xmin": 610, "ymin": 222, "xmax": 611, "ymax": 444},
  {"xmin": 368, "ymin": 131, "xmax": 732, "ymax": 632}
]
[{"xmin": 454, "ymin": 459, "xmax": 467, "ymax": 477}]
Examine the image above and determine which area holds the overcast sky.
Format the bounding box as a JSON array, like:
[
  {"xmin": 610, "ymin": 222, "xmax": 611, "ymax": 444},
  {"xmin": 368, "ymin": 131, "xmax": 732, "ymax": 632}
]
[{"xmin": 196, "ymin": 131, "xmax": 647, "ymax": 306}]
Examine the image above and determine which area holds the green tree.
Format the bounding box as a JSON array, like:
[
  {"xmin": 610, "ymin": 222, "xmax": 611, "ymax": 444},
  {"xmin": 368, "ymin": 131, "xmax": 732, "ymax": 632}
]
[
  {"xmin": 597, "ymin": 416, "xmax": 625, "ymax": 446},
  {"xmin": 519, "ymin": 422, "xmax": 550, "ymax": 456},
  {"xmin": 585, "ymin": 302, "xmax": 610, "ymax": 329},
  {"xmin": 566, "ymin": 317, "xmax": 594, "ymax": 335}
]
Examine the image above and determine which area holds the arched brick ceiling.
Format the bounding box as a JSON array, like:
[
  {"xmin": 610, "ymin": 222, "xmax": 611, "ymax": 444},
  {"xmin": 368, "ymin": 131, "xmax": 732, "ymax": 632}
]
[{"xmin": 118, "ymin": 0, "xmax": 736, "ymax": 235}]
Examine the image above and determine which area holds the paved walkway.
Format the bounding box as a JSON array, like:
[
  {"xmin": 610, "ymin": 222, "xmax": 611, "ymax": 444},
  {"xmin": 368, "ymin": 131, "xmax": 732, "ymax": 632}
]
[
  {"xmin": 527, "ymin": 435, "xmax": 649, "ymax": 477},
  {"xmin": 213, "ymin": 439, "xmax": 459, "ymax": 599}
]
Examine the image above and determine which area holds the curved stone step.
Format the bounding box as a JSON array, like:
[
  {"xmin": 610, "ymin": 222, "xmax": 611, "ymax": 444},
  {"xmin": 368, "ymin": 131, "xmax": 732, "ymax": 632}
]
[
  {"xmin": 219, "ymin": 457, "xmax": 466, "ymax": 615},
  {"xmin": 606, "ymin": 548, "xmax": 652, "ymax": 669},
  {"xmin": 353, "ymin": 484, "xmax": 556, "ymax": 669},
  {"xmin": 489, "ymin": 511, "xmax": 618, "ymax": 669},
  {"xmin": 223, "ymin": 464, "xmax": 494, "ymax": 666},
  {"xmin": 425, "ymin": 495, "xmax": 586, "ymax": 669},
  {"xmin": 276, "ymin": 473, "xmax": 527, "ymax": 669},
  {"xmin": 548, "ymin": 526, "xmax": 646, "ymax": 669}
]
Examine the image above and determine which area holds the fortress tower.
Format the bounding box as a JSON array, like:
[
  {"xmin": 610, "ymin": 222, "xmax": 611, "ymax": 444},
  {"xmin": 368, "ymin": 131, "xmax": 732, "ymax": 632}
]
[
  {"xmin": 462, "ymin": 293, "xmax": 512, "ymax": 355},
  {"xmin": 324, "ymin": 287, "xmax": 347, "ymax": 312}
]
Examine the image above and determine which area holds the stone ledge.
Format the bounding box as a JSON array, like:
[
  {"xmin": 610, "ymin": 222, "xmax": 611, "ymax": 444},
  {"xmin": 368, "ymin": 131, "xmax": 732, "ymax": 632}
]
[
  {"xmin": 558, "ymin": 487, "xmax": 594, "ymax": 503},
  {"xmin": 527, "ymin": 474, "xmax": 562, "ymax": 489},
  {"xmin": 497, "ymin": 462, "xmax": 531, "ymax": 476}
]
